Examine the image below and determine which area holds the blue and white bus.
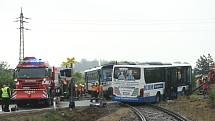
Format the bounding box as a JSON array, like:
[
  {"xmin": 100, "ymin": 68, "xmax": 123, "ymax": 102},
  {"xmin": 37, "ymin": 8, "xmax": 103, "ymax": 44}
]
[
  {"xmin": 112, "ymin": 63, "xmax": 192, "ymax": 103},
  {"xmin": 84, "ymin": 64, "xmax": 114, "ymax": 98},
  {"xmin": 84, "ymin": 66, "xmax": 102, "ymax": 93}
]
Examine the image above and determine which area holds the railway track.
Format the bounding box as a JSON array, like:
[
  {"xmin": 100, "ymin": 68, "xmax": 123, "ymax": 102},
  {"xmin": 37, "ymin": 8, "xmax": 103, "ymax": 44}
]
[
  {"xmin": 126, "ymin": 104, "xmax": 147, "ymax": 121},
  {"xmin": 148, "ymin": 104, "xmax": 189, "ymax": 121},
  {"xmin": 121, "ymin": 103, "xmax": 189, "ymax": 121}
]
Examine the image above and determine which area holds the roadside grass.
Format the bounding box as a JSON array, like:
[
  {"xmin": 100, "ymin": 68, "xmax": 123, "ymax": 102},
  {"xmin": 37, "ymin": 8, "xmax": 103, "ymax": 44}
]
[
  {"xmin": 25, "ymin": 111, "xmax": 64, "ymax": 121},
  {"xmin": 208, "ymin": 86, "xmax": 215, "ymax": 108},
  {"xmin": 20, "ymin": 104, "xmax": 121, "ymax": 121},
  {"xmin": 159, "ymin": 96, "xmax": 215, "ymax": 121}
]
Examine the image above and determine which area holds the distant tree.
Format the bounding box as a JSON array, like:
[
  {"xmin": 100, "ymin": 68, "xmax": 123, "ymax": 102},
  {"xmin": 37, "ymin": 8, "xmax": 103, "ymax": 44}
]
[
  {"xmin": 73, "ymin": 59, "xmax": 99, "ymax": 72},
  {"xmin": 61, "ymin": 57, "xmax": 76, "ymax": 68},
  {"xmin": 0, "ymin": 61, "xmax": 14, "ymax": 88},
  {"xmin": 72, "ymin": 72, "xmax": 84, "ymax": 84},
  {"xmin": 194, "ymin": 54, "xmax": 214, "ymax": 75}
]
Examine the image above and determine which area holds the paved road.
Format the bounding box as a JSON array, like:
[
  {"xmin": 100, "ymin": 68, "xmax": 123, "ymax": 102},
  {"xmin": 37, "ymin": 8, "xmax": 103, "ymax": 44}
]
[{"xmin": 0, "ymin": 100, "xmax": 92, "ymax": 114}]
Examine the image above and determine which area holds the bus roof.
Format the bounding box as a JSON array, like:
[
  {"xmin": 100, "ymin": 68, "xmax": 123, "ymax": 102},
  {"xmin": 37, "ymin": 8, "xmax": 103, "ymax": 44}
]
[
  {"xmin": 84, "ymin": 66, "xmax": 102, "ymax": 73},
  {"xmin": 84, "ymin": 64, "xmax": 116, "ymax": 73},
  {"xmin": 113, "ymin": 63, "xmax": 191, "ymax": 68}
]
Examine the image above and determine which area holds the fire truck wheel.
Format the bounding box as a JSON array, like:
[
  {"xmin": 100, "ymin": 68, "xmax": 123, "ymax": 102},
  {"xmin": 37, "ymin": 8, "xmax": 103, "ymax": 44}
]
[
  {"xmin": 45, "ymin": 99, "xmax": 52, "ymax": 107},
  {"xmin": 17, "ymin": 104, "xmax": 25, "ymax": 107}
]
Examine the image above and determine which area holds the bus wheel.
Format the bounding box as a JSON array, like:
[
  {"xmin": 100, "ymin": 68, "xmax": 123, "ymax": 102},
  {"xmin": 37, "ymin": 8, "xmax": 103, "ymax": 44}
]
[
  {"xmin": 107, "ymin": 87, "xmax": 113, "ymax": 99},
  {"xmin": 155, "ymin": 93, "xmax": 161, "ymax": 103}
]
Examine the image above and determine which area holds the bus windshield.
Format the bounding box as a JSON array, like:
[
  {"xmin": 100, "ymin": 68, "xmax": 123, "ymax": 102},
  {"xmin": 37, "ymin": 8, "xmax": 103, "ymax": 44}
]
[
  {"xmin": 102, "ymin": 68, "xmax": 112, "ymax": 81},
  {"xmin": 114, "ymin": 67, "xmax": 140, "ymax": 81},
  {"xmin": 16, "ymin": 67, "xmax": 48, "ymax": 78}
]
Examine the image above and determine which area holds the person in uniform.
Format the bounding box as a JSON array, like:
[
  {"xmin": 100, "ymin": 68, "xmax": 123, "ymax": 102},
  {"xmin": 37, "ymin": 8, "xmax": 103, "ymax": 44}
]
[{"xmin": 0, "ymin": 84, "xmax": 11, "ymax": 112}]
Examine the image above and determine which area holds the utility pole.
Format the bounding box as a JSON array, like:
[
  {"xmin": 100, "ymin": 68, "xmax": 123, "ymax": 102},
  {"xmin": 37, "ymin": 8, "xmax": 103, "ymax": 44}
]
[
  {"xmin": 15, "ymin": 8, "xmax": 30, "ymax": 63},
  {"xmin": 69, "ymin": 65, "xmax": 75, "ymax": 110}
]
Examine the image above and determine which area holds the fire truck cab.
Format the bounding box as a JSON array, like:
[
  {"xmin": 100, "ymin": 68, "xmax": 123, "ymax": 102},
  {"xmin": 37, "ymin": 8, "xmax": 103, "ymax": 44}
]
[{"xmin": 12, "ymin": 57, "xmax": 56, "ymax": 107}]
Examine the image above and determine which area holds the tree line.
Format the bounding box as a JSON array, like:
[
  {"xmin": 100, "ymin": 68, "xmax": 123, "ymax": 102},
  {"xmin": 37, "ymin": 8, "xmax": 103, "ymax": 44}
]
[
  {"xmin": 0, "ymin": 62, "xmax": 14, "ymax": 88},
  {"xmin": 194, "ymin": 54, "xmax": 214, "ymax": 75}
]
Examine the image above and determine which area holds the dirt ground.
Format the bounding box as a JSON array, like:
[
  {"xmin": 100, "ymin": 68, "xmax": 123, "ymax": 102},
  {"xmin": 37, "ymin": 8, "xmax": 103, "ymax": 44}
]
[
  {"xmin": 0, "ymin": 103, "xmax": 130, "ymax": 121},
  {"xmin": 157, "ymin": 96, "xmax": 215, "ymax": 121}
]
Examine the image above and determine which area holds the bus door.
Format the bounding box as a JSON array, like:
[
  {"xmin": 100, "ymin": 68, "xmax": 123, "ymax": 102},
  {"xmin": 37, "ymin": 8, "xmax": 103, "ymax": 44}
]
[
  {"xmin": 164, "ymin": 68, "xmax": 172, "ymax": 99},
  {"xmin": 170, "ymin": 67, "xmax": 177, "ymax": 98}
]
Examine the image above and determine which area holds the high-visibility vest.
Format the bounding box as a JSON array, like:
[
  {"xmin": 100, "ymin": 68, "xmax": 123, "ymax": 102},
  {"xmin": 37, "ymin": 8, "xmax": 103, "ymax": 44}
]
[
  {"xmin": 75, "ymin": 84, "xmax": 78, "ymax": 91},
  {"xmin": 78, "ymin": 85, "xmax": 82, "ymax": 92},
  {"xmin": 1, "ymin": 87, "xmax": 9, "ymax": 98},
  {"xmin": 91, "ymin": 84, "xmax": 98, "ymax": 92},
  {"xmin": 81, "ymin": 85, "xmax": 84, "ymax": 92}
]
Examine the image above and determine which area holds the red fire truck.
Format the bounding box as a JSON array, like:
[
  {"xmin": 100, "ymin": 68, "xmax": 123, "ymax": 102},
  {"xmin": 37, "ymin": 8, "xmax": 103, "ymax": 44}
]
[{"xmin": 11, "ymin": 57, "xmax": 57, "ymax": 106}]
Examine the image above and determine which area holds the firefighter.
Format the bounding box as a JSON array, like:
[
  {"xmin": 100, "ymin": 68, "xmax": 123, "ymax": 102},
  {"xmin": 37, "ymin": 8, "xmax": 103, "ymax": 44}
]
[
  {"xmin": 75, "ymin": 84, "xmax": 78, "ymax": 98},
  {"xmin": 0, "ymin": 84, "xmax": 11, "ymax": 112},
  {"xmin": 78, "ymin": 84, "xmax": 83, "ymax": 97},
  {"xmin": 90, "ymin": 82, "xmax": 99, "ymax": 102},
  {"xmin": 198, "ymin": 75, "xmax": 203, "ymax": 92},
  {"xmin": 98, "ymin": 83, "xmax": 103, "ymax": 99},
  {"xmin": 82, "ymin": 84, "xmax": 86, "ymax": 96},
  {"xmin": 203, "ymin": 77, "xmax": 209, "ymax": 98},
  {"xmin": 80, "ymin": 84, "xmax": 85, "ymax": 96}
]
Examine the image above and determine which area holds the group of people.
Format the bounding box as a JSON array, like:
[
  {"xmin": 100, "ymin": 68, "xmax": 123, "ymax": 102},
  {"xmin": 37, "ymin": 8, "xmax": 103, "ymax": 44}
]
[
  {"xmin": 0, "ymin": 84, "xmax": 11, "ymax": 112},
  {"xmin": 74, "ymin": 84, "xmax": 86, "ymax": 98},
  {"xmin": 118, "ymin": 70, "xmax": 134, "ymax": 80},
  {"xmin": 90, "ymin": 82, "xmax": 103, "ymax": 102}
]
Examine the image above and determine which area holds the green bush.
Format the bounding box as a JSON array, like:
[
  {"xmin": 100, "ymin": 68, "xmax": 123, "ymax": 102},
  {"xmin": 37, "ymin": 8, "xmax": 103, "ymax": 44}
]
[
  {"xmin": 189, "ymin": 93, "xmax": 199, "ymax": 101},
  {"xmin": 0, "ymin": 61, "xmax": 14, "ymax": 88}
]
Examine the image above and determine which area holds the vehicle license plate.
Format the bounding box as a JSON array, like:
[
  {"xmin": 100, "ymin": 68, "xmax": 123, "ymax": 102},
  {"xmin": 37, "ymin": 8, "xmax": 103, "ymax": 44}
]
[{"xmin": 123, "ymin": 92, "xmax": 130, "ymax": 95}]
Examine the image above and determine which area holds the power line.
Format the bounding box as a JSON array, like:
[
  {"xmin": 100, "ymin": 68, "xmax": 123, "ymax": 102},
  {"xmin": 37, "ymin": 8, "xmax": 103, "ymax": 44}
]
[{"xmin": 49, "ymin": 18, "xmax": 215, "ymax": 25}]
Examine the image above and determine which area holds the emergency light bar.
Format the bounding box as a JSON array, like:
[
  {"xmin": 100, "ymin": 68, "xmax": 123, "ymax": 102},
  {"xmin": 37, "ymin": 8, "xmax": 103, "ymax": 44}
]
[{"xmin": 22, "ymin": 57, "xmax": 44, "ymax": 65}]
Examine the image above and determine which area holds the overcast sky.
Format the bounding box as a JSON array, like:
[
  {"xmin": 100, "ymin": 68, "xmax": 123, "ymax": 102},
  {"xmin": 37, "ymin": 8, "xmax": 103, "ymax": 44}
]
[{"xmin": 0, "ymin": 0, "xmax": 215, "ymax": 68}]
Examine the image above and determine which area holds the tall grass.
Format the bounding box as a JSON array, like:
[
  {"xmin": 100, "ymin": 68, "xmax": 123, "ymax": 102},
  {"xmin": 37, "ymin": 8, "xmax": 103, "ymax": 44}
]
[
  {"xmin": 26, "ymin": 111, "xmax": 64, "ymax": 121},
  {"xmin": 208, "ymin": 85, "xmax": 215, "ymax": 108}
]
